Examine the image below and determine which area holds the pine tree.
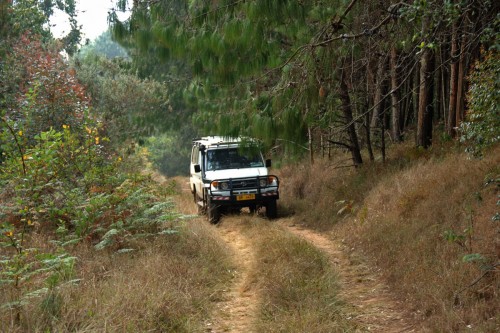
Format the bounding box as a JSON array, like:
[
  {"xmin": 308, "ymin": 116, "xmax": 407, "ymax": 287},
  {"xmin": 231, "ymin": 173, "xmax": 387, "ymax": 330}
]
[{"xmin": 109, "ymin": 0, "xmax": 498, "ymax": 161}]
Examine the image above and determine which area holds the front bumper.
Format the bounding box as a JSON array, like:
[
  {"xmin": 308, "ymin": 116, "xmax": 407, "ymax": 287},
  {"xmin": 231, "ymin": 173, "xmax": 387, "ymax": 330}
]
[
  {"xmin": 207, "ymin": 175, "xmax": 279, "ymax": 206},
  {"xmin": 210, "ymin": 191, "xmax": 279, "ymax": 206}
]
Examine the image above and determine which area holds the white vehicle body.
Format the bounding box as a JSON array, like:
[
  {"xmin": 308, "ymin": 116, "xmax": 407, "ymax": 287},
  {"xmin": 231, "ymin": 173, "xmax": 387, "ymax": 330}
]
[{"xmin": 189, "ymin": 136, "xmax": 279, "ymax": 223}]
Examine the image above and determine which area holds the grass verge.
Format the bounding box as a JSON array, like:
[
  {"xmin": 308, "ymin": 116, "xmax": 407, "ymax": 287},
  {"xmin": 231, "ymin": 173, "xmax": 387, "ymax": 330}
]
[
  {"xmin": 1, "ymin": 214, "xmax": 233, "ymax": 333},
  {"xmin": 278, "ymin": 144, "xmax": 499, "ymax": 332}
]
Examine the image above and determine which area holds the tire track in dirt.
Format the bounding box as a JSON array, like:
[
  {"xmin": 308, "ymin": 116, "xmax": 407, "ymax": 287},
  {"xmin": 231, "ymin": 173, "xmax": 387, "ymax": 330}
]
[
  {"xmin": 283, "ymin": 219, "xmax": 416, "ymax": 333},
  {"xmin": 175, "ymin": 178, "xmax": 415, "ymax": 332},
  {"xmin": 204, "ymin": 218, "xmax": 259, "ymax": 333},
  {"xmin": 173, "ymin": 180, "xmax": 260, "ymax": 333}
]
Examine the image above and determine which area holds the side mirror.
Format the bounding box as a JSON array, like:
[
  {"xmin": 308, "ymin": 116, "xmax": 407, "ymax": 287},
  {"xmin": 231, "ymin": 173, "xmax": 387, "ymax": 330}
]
[
  {"xmin": 265, "ymin": 159, "xmax": 272, "ymax": 168},
  {"xmin": 194, "ymin": 164, "xmax": 201, "ymax": 173}
]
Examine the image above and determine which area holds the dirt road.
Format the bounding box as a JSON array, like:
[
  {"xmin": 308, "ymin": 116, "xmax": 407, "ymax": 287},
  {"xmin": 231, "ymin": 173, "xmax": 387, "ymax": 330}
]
[
  {"xmin": 198, "ymin": 215, "xmax": 416, "ymax": 332},
  {"xmin": 284, "ymin": 219, "xmax": 415, "ymax": 332},
  {"xmin": 175, "ymin": 180, "xmax": 415, "ymax": 332},
  {"xmin": 204, "ymin": 218, "xmax": 260, "ymax": 332}
]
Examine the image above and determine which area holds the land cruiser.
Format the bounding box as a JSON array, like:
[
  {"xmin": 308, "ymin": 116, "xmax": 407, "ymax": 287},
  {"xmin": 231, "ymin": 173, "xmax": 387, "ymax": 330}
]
[{"xmin": 190, "ymin": 136, "xmax": 279, "ymax": 224}]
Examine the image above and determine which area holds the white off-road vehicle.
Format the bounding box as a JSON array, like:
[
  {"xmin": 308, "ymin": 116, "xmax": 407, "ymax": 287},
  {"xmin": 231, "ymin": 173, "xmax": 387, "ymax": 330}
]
[{"xmin": 189, "ymin": 136, "xmax": 279, "ymax": 224}]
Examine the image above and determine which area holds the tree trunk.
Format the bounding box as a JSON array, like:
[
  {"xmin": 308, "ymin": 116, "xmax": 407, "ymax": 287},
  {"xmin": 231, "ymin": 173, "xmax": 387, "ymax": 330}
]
[
  {"xmin": 390, "ymin": 45, "xmax": 401, "ymax": 142},
  {"xmin": 440, "ymin": 47, "xmax": 449, "ymax": 126},
  {"xmin": 365, "ymin": 99, "xmax": 374, "ymax": 161},
  {"xmin": 434, "ymin": 49, "xmax": 442, "ymax": 122},
  {"xmin": 381, "ymin": 107, "xmax": 386, "ymax": 163},
  {"xmin": 403, "ymin": 62, "xmax": 415, "ymax": 129},
  {"xmin": 417, "ymin": 47, "xmax": 435, "ymax": 148},
  {"xmin": 370, "ymin": 54, "xmax": 387, "ymax": 136},
  {"xmin": 339, "ymin": 72, "xmax": 363, "ymax": 166},
  {"xmin": 447, "ymin": 21, "xmax": 458, "ymax": 136},
  {"xmin": 328, "ymin": 127, "xmax": 332, "ymax": 160},
  {"xmin": 455, "ymin": 29, "xmax": 467, "ymax": 127},
  {"xmin": 412, "ymin": 65, "xmax": 419, "ymax": 130},
  {"xmin": 308, "ymin": 126, "xmax": 314, "ymax": 165},
  {"xmin": 363, "ymin": 62, "xmax": 374, "ymax": 161},
  {"xmin": 425, "ymin": 56, "xmax": 435, "ymax": 144}
]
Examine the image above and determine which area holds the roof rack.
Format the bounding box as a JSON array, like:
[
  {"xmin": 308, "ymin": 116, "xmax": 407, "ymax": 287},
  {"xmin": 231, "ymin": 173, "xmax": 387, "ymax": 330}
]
[{"xmin": 193, "ymin": 136, "xmax": 242, "ymax": 146}]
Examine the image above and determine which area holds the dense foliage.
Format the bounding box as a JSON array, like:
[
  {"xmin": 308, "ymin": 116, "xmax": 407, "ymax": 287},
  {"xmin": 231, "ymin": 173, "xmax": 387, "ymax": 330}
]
[
  {"xmin": 74, "ymin": 53, "xmax": 170, "ymax": 142},
  {"xmin": 0, "ymin": 1, "xmax": 184, "ymax": 327},
  {"xmin": 460, "ymin": 50, "xmax": 500, "ymax": 157},
  {"xmin": 78, "ymin": 30, "xmax": 129, "ymax": 59},
  {"xmin": 110, "ymin": 0, "xmax": 499, "ymax": 164}
]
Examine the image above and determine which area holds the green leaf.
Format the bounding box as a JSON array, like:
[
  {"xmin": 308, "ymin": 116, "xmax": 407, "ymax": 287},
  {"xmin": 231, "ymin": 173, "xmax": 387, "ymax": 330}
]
[
  {"xmin": 62, "ymin": 238, "xmax": 82, "ymax": 247},
  {"xmin": 116, "ymin": 248, "xmax": 135, "ymax": 254},
  {"xmin": 94, "ymin": 228, "xmax": 120, "ymax": 250},
  {"xmin": 443, "ymin": 230, "xmax": 465, "ymax": 243},
  {"xmin": 23, "ymin": 288, "xmax": 49, "ymax": 300},
  {"xmin": 158, "ymin": 229, "xmax": 179, "ymax": 235},
  {"xmin": 0, "ymin": 279, "xmax": 16, "ymax": 285},
  {"xmin": 1, "ymin": 300, "xmax": 28, "ymax": 309},
  {"xmin": 60, "ymin": 279, "xmax": 82, "ymax": 287},
  {"xmin": 492, "ymin": 213, "xmax": 500, "ymax": 222},
  {"xmin": 462, "ymin": 253, "xmax": 486, "ymax": 263}
]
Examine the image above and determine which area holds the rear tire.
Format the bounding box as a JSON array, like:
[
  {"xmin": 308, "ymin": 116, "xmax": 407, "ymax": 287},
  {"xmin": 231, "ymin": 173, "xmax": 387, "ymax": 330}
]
[
  {"xmin": 194, "ymin": 191, "xmax": 204, "ymax": 215},
  {"xmin": 265, "ymin": 200, "xmax": 277, "ymax": 219},
  {"xmin": 197, "ymin": 200, "xmax": 204, "ymax": 215}
]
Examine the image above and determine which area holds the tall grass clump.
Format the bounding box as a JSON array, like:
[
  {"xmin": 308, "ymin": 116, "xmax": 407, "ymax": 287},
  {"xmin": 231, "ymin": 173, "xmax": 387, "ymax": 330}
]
[
  {"xmin": 38, "ymin": 219, "xmax": 233, "ymax": 332},
  {"xmin": 344, "ymin": 148, "xmax": 499, "ymax": 332},
  {"xmin": 279, "ymin": 144, "xmax": 499, "ymax": 332},
  {"xmin": 244, "ymin": 221, "xmax": 357, "ymax": 332},
  {"xmin": 1, "ymin": 204, "xmax": 232, "ymax": 332}
]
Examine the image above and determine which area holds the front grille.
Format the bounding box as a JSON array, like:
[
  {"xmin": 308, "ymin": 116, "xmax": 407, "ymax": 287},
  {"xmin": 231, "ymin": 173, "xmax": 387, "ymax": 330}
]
[{"xmin": 231, "ymin": 178, "xmax": 258, "ymax": 190}]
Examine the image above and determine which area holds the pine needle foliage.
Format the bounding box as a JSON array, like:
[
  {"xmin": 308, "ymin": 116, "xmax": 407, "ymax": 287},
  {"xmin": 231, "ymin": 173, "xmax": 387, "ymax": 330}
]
[
  {"xmin": 110, "ymin": 0, "xmax": 499, "ymax": 161},
  {"xmin": 109, "ymin": 0, "xmax": 342, "ymax": 154}
]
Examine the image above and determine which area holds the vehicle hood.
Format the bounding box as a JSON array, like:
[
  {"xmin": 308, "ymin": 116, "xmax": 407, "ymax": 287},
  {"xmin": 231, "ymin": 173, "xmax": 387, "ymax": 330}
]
[{"xmin": 205, "ymin": 167, "xmax": 268, "ymax": 181}]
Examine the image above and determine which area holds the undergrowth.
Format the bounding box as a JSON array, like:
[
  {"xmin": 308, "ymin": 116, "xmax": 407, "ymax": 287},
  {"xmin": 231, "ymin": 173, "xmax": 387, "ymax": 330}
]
[{"xmin": 0, "ymin": 120, "xmax": 232, "ymax": 331}]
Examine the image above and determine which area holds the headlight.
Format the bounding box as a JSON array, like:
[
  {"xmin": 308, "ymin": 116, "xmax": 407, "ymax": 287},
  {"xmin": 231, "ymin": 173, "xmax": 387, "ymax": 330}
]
[
  {"xmin": 211, "ymin": 181, "xmax": 229, "ymax": 190},
  {"xmin": 259, "ymin": 178, "xmax": 268, "ymax": 187},
  {"xmin": 268, "ymin": 176, "xmax": 277, "ymax": 185}
]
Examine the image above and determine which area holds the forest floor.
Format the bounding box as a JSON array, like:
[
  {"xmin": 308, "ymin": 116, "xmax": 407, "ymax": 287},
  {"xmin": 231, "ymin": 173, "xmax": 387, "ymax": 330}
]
[{"xmin": 174, "ymin": 179, "xmax": 418, "ymax": 333}]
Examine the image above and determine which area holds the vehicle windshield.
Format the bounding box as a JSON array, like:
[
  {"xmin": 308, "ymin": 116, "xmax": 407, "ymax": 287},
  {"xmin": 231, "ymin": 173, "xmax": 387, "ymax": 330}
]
[{"xmin": 206, "ymin": 148, "xmax": 264, "ymax": 171}]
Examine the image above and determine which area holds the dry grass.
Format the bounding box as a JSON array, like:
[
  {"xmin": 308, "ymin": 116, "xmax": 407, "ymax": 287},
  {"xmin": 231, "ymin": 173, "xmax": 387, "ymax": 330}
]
[
  {"xmin": 236, "ymin": 218, "xmax": 358, "ymax": 332},
  {"xmin": 3, "ymin": 144, "xmax": 497, "ymax": 332},
  {"xmin": 1, "ymin": 219, "xmax": 233, "ymax": 333},
  {"xmin": 278, "ymin": 144, "xmax": 499, "ymax": 332}
]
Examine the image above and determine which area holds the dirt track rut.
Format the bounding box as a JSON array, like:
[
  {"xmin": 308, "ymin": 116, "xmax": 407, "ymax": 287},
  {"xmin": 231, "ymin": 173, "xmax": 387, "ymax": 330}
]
[
  {"xmin": 204, "ymin": 219, "xmax": 259, "ymax": 333},
  {"xmin": 284, "ymin": 220, "xmax": 416, "ymax": 333},
  {"xmin": 202, "ymin": 216, "xmax": 416, "ymax": 333},
  {"xmin": 175, "ymin": 179, "xmax": 415, "ymax": 332}
]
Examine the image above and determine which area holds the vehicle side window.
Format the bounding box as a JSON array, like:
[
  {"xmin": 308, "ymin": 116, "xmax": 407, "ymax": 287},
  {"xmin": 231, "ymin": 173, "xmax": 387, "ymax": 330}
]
[{"xmin": 191, "ymin": 146, "xmax": 199, "ymax": 164}]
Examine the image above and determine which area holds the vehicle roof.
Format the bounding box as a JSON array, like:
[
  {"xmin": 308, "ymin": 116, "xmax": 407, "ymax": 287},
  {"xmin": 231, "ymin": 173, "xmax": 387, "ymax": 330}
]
[{"xmin": 192, "ymin": 136, "xmax": 255, "ymax": 148}]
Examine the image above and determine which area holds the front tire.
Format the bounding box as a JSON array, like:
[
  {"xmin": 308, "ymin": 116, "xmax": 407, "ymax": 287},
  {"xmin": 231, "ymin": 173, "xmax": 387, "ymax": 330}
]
[
  {"xmin": 265, "ymin": 200, "xmax": 277, "ymax": 219},
  {"xmin": 208, "ymin": 198, "xmax": 221, "ymax": 224}
]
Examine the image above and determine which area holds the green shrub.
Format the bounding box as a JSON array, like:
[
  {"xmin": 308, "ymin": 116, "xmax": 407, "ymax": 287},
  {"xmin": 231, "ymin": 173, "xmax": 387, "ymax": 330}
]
[{"xmin": 460, "ymin": 51, "xmax": 500, "ymax": 157}]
